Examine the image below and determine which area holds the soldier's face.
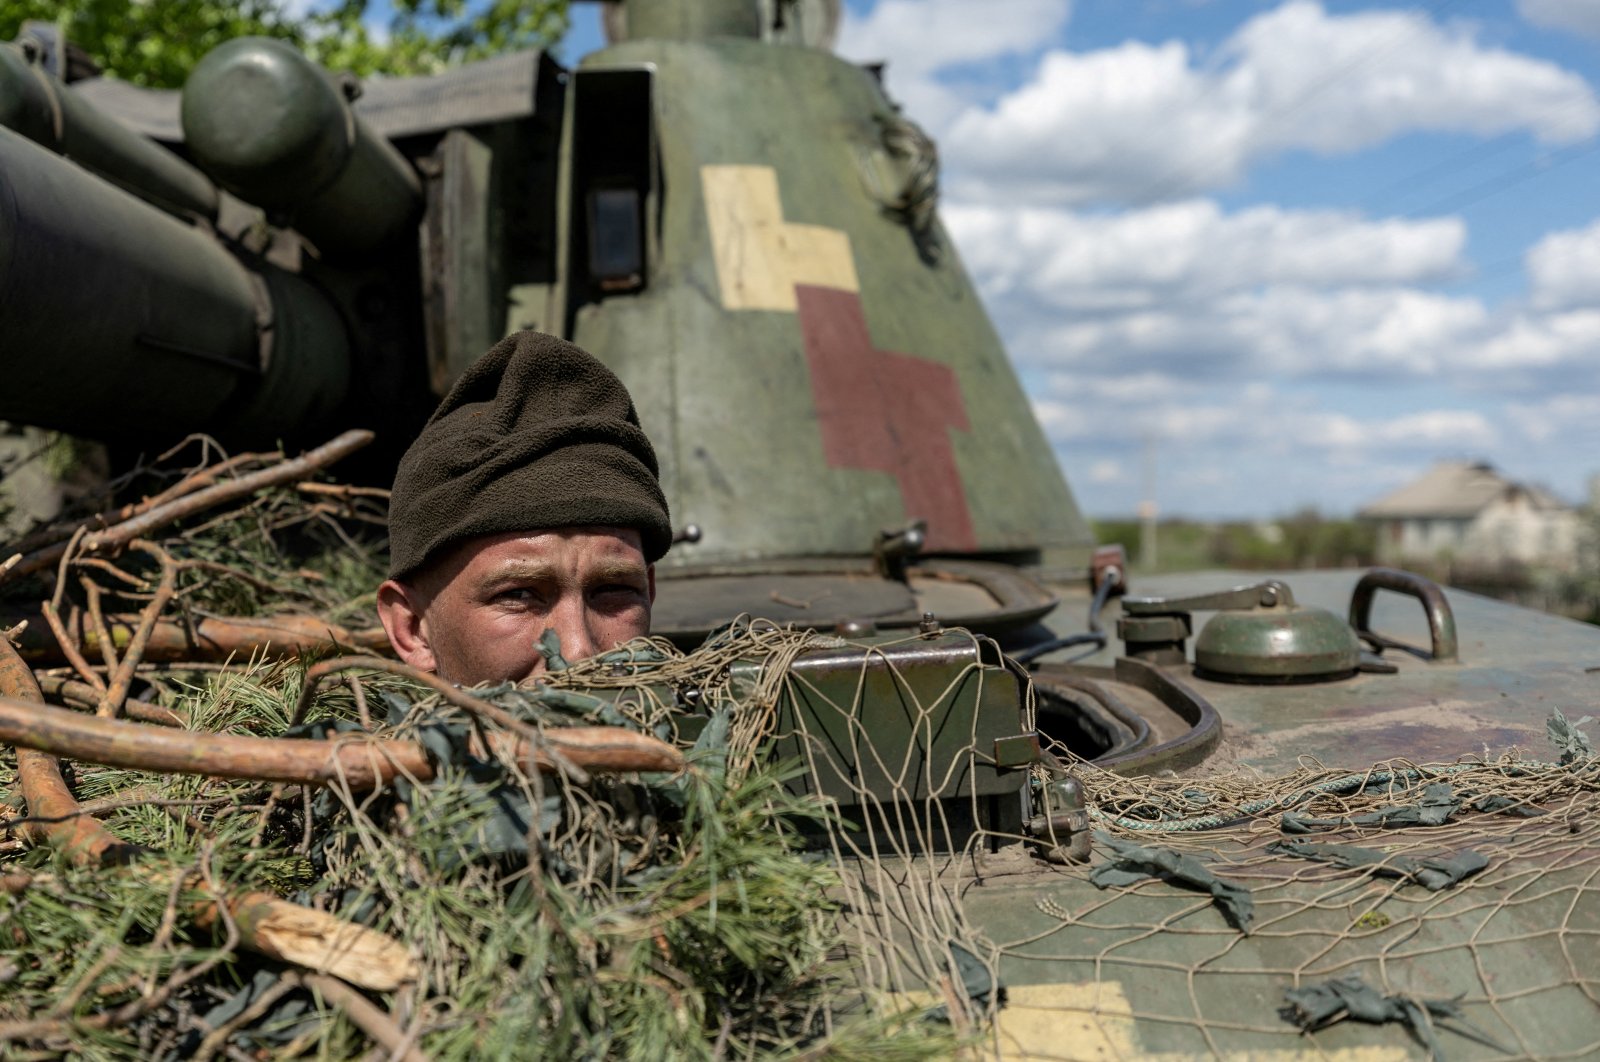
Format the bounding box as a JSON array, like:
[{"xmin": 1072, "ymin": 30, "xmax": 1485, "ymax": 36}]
[{"xmin": 377, "ymin": 526, "xmax": 655, "ymax": 685}]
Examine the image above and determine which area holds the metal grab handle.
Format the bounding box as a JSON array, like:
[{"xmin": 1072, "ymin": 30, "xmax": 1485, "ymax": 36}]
[{"xmin": 1348, "ymin": 568, "xmax": 1458, "ymax": 663}]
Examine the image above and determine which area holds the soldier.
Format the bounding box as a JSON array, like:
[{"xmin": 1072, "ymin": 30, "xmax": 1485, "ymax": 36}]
[{"xmin": 375, "ymin": 331, "xmax": 671, "ymax": 685}]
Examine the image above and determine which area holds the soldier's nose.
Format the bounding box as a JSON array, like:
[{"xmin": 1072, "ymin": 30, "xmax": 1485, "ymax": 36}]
[{"xmin": 547, "ymin": 603, "xmax": 598, "ymax": 665}]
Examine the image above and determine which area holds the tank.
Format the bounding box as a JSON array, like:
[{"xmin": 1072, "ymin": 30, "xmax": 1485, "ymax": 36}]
[
  {"xmin": 1, "ymin": 3, "xmax": 1598, "ymax": 1057},
  {"xmin": 0, "ymin": 1, "xmax": 1088, "ymax": 645}
]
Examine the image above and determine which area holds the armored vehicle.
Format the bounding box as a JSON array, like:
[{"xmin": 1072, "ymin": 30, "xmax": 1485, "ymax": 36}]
[{"xmin": 1, "ymin": 1, "xmax": 1597, "ymax": 1057}]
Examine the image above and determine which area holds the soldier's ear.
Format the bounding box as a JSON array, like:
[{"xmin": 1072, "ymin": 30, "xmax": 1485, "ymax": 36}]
[{"xmin": 376, "ymin": 578, "xmax": 437, "ymax": 673}]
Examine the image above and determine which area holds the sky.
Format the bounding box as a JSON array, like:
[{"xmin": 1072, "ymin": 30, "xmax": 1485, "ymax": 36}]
[{"xmin": 575, "ymin": 3, "xmax": 1600, "ymax": 520}]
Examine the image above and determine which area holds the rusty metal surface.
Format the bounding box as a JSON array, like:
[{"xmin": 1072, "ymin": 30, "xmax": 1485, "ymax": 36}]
[{"xmin": 1040, "ymin": 568, "xmax": 1600, "ymax": 774}]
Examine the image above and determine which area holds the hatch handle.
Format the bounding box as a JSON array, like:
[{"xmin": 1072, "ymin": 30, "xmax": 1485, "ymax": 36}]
[
  {"xmin": 1348, "ymin": 568, "xmax": 1458, "ymax": 663},
  {"xmin": 1122, "ymin": 579, "xmax": 1294, "ymax": 615}
]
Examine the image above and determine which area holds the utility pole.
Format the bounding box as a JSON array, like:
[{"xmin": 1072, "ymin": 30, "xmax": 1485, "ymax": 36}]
[{"xmin": 1138, "ymin": 433, "xmax": 1158, "ymax": 571}]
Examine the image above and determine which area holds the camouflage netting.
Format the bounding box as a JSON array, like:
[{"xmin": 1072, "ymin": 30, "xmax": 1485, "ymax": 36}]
[
  {"xmin": 998, "ymin": 734, "xmax": 1600, "ymax": 1059},
  {"xmin": 0, "ymin": 433, "xmax": 1597, "ymax": 1060}
]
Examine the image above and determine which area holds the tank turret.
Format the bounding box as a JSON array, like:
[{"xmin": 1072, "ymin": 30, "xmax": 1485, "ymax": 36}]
[
  {"xmin": 564, "ymin": 1, "xmax": 1087, "ymax": 567},
  {"xmin": 0, "ymin": 0, "xmax": 1090, "ymax": 636}
]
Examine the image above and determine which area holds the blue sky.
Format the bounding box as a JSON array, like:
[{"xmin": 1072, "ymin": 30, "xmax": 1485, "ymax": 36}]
[{"xmin": 574, "ymin": 3, "xmax": 1600, "ymax": 519}]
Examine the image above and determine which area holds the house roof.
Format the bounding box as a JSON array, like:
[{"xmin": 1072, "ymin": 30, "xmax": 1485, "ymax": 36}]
[{"xmin": 1359, "ymin": 461, "xmax": 1570, "ymax": 519}]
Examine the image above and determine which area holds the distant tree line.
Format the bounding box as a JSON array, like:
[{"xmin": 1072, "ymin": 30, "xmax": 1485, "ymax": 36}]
[{"xmin": 1094, "ymin": 508, "xmax": 1377, "ymax": 573}]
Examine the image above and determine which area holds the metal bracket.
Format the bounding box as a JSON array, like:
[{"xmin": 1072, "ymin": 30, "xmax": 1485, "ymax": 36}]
[
  {"xmin": 873, "ymin": 519, "xmax": 926, "ymax": 582},
  {"xmin": 993, "ymin": 731, "xmax": 1041, "ymax": 770},
  {"xmin": 1025, "ymin": 771, "xmax": 1092, "ymax": 864}
]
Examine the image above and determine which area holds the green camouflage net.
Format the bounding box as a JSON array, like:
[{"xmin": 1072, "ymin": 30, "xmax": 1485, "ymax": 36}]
[
  {"xmin": 0, "ymin": 438, "xmax": 1597, "ymax": 1060},
  {"xmin": 671, "ymin": 628, "xmax": 1600, "ymax": 1059},
  {"xmin": 980, "ymin": 743, "xmax": 1600, "ymax": 1060}
]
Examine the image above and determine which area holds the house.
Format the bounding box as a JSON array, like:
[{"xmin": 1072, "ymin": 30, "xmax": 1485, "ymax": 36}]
[{"xmin": 1358, "ymin": 461, "xmax": 1582, "ymax": 570}]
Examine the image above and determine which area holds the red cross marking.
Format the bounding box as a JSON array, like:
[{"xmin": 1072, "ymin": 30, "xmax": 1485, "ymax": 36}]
[{"xmin": 794, "ymin": 284, "xmax": 978, "ymax": 551}]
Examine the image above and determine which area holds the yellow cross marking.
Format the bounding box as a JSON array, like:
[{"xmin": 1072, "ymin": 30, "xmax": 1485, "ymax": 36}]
[
  {"xmin": 893, "ymin": 983, "xmax": 1412, "ymax": 1060},
  {"xmin": 701, "ymin": 164, "xmax": 859, "ymax": 311},
  {"xmin": 996, "ymin": 983, "xmax": 1410, "ymax": 1061}
]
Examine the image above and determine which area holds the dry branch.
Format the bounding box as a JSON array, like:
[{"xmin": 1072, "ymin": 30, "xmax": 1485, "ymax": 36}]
[
  {"xmin": 39, "ymin": 601, "xmax": 108, "ymax": 693},
  {"xmin": 4, "ymin": 430, "xmax": 374, "ymax": 583},
  {"xmin": 95, "ymin": 541, "xmax": 177, "ymax": 718},
  {"xmin": 8, "ymin": 446, "xmax": 275, "ymax": 558},
  {"xmin": 0, "ymin": 637, "xmax": 417, "ymax": 992},
  {"xmin": 37, "ymin": 675, "xmax": 186, "ymax": 727},
  {"xmin": 7, "ymin": 609, "xmax": 391, "ymax": 666},
  {"xmin": 302, "ymin": 973, "xmax": 431, "ymax": 1062},
  {"xmin": 0, "ymin": 696, "xmax": 686, "ymax": 788},
  {"xmin": 292, "ymin": 659, "xmax": 588, "ymax": 781}
]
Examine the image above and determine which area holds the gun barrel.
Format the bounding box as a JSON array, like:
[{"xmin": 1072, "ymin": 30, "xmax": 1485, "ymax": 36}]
[
  {"xmin": 0, "ymin": 127, "xmax": 350, "ymax": 444},
  {"xmin": 0, "ymin": 43, "xmax": 219, "ymax": 220},
  {"xmin": 181, "ymin": 38, "xmax": 422, "ymax": 260}
]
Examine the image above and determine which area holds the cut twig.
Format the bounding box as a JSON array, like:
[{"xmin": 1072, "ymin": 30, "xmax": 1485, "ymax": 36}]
[
  {"xmin": 292, "ymin": 656, "xmax": 592, "ymax": 783},
  {"xmin": 0, "ymin": 696, "xmax": 686, "ymax": 788},
  {"xmin": 8, "ymin": 609, "xmax": 390, "ymax": 666},
  {"xmin": 296, "ymin": 482, "xmax": 391, "ymax": 500},
  {"xmin": 39, "ymin": 601, "xmax": 107, "ymax": 695},
  {"xmin": 78, "ymin": 577, "xmax": 121, "ymax": 674},
  {"xmin": 37, "ymin": 674, "xmax": 185, "ymax": 726},
  {"xmin": 6, "ymin": 445, "xmax": 273, "ymax": 558},
  {"xmin": 48, "ymin": 526, "xmax": 88, "ymax": 614},
  {"xmin": 96, "ymin": 541, "xmax": 178, "ymax": 719},
  {"xmin": 3, "ymin": 430, "xmax": 374, "ymax": 583},
  {"xmin": 346, "ymin": 674, "xmax": 373, "ymax": 730},
  {"xmin": 0, "ymin": 637, "xmax": 418, "ymax": 992},
  {"xmin": 303, "ymin": 972, "xmax": 432, "ymax": 1062}
]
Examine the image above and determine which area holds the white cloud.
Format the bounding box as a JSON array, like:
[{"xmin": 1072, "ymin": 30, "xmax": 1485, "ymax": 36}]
[
  {"xmin": 1008, "ymin": 282, "xmax": 1489, "ymax": 379},
  {"xmin": 837, "ymin": 0, "xmax": 1072, "ymax": 126},
  {"xmin": 945, "ymin": 0, "xmax": 1600, "ymax": 205},
  {"xmin": 1459, "ymin": 307, "xmax": 1600, "ymax": 370},
  {"xmin": 1086, "ymin": 459, "xmax": 1123, "ymax": 484},
  {"xmin": 1527, "ymin": 216, "xmax": 1600, "ymax": 308},
  {"xmin": 837, "ymin": 1, "xmax": 1600, "ymax": 515},
  {"xmin": 945, "ymin": 196, "xmax": 1600, "ymax": 386},
  {"xmin": 946, "ymin": 199, "xmax": 1467, "ymax": 311},
  {"xmin": 1519, "ymin": 0, "xmax": 1600, "ymax": 40},
  {"xmin": 1307, "ymin": 409, "xmax": 1500, "ymax": 451},
  {"xmin": 1508, "ymin": 392, "xmax": 1600, "ymax": 442},
  {"xmin": 1033, "ymin": 383, "xmax": 1496, "ymax": 462}
]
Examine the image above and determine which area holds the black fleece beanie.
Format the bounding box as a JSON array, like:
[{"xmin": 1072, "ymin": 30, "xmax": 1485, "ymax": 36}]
[{"xmin": 387, "ymin": 331, "xmax": 671, "ymax": 579}]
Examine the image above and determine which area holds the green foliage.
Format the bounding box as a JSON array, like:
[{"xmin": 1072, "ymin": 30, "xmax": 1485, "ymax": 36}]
[
  {"xmin": 0, "ymin": 0, "xmax": 568, "ymax": 87},
  {"xmin": 310, "ymin": 0, "xmax": 567, "ymax": 77},
  {"xmin": 1093, "ymin": 510, "xmax": 1376, "ymax": 573},
  {"xmin": 0, "ymin": 651, "xmax": 958, "ymax": 1058},
  {"xmin": 1, "ymin": 0, "xmax": 300, "ymax": 86}
]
